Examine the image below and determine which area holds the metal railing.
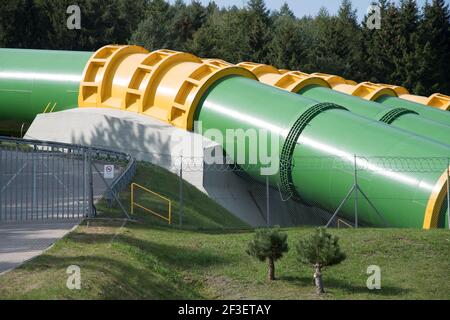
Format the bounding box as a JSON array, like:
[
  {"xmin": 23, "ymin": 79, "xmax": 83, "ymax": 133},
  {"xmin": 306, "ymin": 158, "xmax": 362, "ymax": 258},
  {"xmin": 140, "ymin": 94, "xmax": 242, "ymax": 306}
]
[
  {"xmin": 131, "ymin": 183, "xmax": 172, "ymax": 224},
  {"xmin": 0, "ymin": 136, "xmax": 135, "ymax": 222}
]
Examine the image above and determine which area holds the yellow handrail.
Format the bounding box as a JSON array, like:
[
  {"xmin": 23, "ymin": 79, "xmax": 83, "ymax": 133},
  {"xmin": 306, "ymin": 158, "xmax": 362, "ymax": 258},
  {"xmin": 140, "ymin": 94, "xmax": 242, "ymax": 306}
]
[{"xmin": 131, "ymin": 183, "xmax": 172, "ymax": 224}]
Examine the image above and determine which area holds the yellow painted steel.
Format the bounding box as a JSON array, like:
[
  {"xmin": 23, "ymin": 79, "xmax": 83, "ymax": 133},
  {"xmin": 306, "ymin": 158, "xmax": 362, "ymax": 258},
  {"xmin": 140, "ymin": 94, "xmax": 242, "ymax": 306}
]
[
  {"xmin": 237, "ymin": 62, "xmax": 330, "ymax": 92},
  {"xmin": 79, "ymin": 45, "xmax": 256, "ymax": 130},
  {"xmin": 311, "ymin": 74, "xmax": 399, "ymax": 101},
  {"xmin": 131, "ymin": 182, "xmax": 172, "ymax": 224},
  {"xmin": 310, "ymin": 72, "xmax": 357, "ymax": 86},
  {"xmin": 378, "ymin": 84, "xmax": 450, "ymax": 111},
  {"xmin": 423, "ymin": 166, "xmax": 450, "ymax": 229}
]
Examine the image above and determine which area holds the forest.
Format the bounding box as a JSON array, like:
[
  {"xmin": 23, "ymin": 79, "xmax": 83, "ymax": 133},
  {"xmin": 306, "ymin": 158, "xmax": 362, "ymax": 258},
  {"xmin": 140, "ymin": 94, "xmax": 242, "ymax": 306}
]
[{"xmin": 1, "ymin": 0, "xmax": 449, "ymax": 96}]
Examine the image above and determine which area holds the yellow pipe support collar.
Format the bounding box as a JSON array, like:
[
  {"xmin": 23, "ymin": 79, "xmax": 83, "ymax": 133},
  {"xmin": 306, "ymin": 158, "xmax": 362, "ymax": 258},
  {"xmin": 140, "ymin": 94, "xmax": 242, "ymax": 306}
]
[
  {"xmin": 237, "ymin": 62, "xmax": 330, "ymax": 93},
  {"xmin": 426, "ymin": 93, "xmax": 450, "ymax": 111},
  {"xmin": 377, "ymin": 83, "xmax": 410, "ymax": 96},
  {"xmin": 423, "ymin": 166, "xmax": 449, "ymax": 229},
  {"xmin": 309, "ymin": 72, "xmax": 354, "ymax": 87},
  {"xmin": 333, "ymin": 81, "xmax": 398, "ymax": 101},
  {"xmin": 79, "ymin": 45, "xmax": 256, "ymax": 130},
  {"xmin": 376, "ymin": 83, "xmax": 450, "ymax": 111}
]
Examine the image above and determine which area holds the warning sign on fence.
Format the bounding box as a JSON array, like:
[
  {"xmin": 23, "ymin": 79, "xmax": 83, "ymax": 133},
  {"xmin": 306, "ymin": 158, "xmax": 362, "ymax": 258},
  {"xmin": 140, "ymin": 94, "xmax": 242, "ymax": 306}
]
[{"xmin": 104, "ymin": 165, "xmax": 115, "ymax": 179}]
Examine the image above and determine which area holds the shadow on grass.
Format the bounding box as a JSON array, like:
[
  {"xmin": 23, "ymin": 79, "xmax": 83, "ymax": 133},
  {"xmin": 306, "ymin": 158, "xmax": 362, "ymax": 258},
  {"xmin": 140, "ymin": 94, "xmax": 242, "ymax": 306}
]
[
  {"xmin": 89, "ymin": 213, "xmax": 253, "ymax": 235},
  {"xmin": 19, "ymin": 254, "xmax": 202, "ymax": 299},
  {"xmin": 67, "ymin": 229, "xmax": 234, "ymax": 269},
  {"xmin": 279, "ymin": 275, "xmax": 410, "ymax": 296}
]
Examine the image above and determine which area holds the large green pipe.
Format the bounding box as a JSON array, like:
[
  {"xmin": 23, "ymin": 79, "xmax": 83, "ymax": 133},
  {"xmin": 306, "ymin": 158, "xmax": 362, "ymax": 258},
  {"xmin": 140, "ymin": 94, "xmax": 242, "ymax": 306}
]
[
  {"xmin": 0, "ymin": 49, "xmax": 91, "ymax": 133},
  {"xmin": 0, "ymin": 48, "xmax": 448, "ymax": 228},
  {"xmin": 196, "ymin": 77, "xmax": 449, "ymax": 228},
  {"xmin": 297, "ymin": 85, "xmax": 450, "ymax": 148},
  {"xmin": 376, "ymin": 95, "xmax": 450, "ymax": 127}
]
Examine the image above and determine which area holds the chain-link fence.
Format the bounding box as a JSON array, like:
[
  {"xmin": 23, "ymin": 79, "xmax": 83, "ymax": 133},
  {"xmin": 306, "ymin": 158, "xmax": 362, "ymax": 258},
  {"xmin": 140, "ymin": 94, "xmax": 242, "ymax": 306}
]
[
  {"xmin": 130, "ymin": 152, "xmax": 450, "ymax": 229},
  {"xmin": 1, "ymin": 135, "xmax": 449, "ymax": 229},
  {"xmin": 0, "ymin": 136, "xmax": 135, "ymax": 222}
]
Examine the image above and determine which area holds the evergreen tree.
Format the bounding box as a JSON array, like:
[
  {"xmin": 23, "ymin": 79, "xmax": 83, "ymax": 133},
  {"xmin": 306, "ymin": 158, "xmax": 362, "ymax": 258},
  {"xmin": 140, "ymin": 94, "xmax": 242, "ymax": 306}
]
[
  {"xmin": 0, "ymin": 0, "xmax": 52, "ymax": 48},
  {"xmin": 188, "ymin": 6, "xmax": 250, "ymax": 62},
  {"xmin": 361, "ymin": 0, "xmax": 401, "ymax": 84},
  {"xmin": 246, "ymin": 228, "xmax": 289, "ymax": 281},
  {"xmin": 392, "ymin": 0, "xmax": 423, "ymax": 92},
  {"xmin": 296, "ymin": 228, "xmax": 346, "ymax": 294},
  {"xmin": 418, "ymin": 0, "xmax": 450, "ymax": 95},
  {"xmin": 170, "ymin": 0, "xmax": 207, "ymax": 51},
  {"xmin": 130, "ymin": 0, "xmax": 175, "ymax": 50},
  {"xmin": 269, "ymin": 3, "xmax": 304, "ymax": 69},
  {"xmin": 245, "ymin": 0, "xmax": 272, "ymax": 63}
]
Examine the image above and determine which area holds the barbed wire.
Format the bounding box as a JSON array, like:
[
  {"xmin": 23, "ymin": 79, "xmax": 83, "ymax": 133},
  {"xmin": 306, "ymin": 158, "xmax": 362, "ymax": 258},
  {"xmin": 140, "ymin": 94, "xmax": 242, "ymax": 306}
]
[{"xmin": 136, "ymin": 154, "xmax": 450, "ymax": 173}]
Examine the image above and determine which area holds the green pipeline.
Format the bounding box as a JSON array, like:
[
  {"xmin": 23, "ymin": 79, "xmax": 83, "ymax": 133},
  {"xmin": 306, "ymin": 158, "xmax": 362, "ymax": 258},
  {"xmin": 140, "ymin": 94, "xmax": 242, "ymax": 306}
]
[
  {"xmin": 0, "ymin": 48, "xmax": 92, "ymax": 133},
  {"xmin": 298, "ymin": 85, "xmax": 450, "ymax": 149},
  {"xmin": 376, "ymin": 95, "xmax": 450, "ymax": 127},
  {"xmin": 0, "ymin": 49, "xmax": 448, "ymax": 228},
  {"xmin": 195, "ymin": 76, "xmax": 449, "ymax": 228}
]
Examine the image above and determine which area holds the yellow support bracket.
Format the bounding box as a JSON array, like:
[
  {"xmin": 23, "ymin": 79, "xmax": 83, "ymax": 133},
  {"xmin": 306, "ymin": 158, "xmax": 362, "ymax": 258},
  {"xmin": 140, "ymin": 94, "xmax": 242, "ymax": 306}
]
[
  {"xmin": 376, "ymin": 83, "xmax": 450, "ymax": 111},
  {"xmin": 237, "ymin": 62, "xmax": 330, "ymax": 92},
  {"xmin": 79, "ymin": 45, "xmax": 256, "ymax": 130}
]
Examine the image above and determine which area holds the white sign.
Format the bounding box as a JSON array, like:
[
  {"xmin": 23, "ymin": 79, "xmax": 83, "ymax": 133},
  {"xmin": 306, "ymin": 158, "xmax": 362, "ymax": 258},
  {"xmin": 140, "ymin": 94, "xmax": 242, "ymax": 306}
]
[{"xmin": 104, "ymin": 165, "xmax": 115, "ymax": 179}]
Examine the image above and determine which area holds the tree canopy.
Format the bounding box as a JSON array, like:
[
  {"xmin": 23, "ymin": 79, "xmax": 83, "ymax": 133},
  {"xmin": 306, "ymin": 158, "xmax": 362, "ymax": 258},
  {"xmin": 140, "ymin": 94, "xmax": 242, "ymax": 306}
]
[{"xmin": 1, "ymin": 0, "xmax": 449, "ymax": 96}]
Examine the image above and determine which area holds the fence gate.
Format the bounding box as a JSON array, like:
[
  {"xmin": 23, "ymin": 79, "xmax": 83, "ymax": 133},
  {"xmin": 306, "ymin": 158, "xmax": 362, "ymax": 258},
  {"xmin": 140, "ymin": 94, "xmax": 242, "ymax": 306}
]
[{"xmin": 0, "ymin": 137, "xmax": 134, "ymax": 222}]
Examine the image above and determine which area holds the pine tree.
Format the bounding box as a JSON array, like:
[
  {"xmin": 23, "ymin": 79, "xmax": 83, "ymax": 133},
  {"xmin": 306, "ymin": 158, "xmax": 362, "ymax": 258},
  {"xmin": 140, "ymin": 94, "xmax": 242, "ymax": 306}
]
[
  {"xmin": 245, "ymin": 0, "xmax": 272, "ymax": 63},
  {"xmin": 418, "ymin": 0, "xmax": 450, "ymax": 95},
  {"xmin": 170, "ymin": 0, "xmax": 207, "ymax": 51},
  {"xmin": 246, "ymin": 228, "xmax": 289, "ymax": 281},
  {"xmin": 130, "ymin": 0, "xmax": 175, "ymax": 50},
  {"xmin": 392, "ymin": 0, "xmax": 423, "ymax": 91},
  {"xmin": 268, "ymin": 3, "xmax": 304, "ymax": 69},
  {"xmin": 334, "ymin": 0, "xmax": 363, "ymax": 79},
  {"xmin": 296, "ymin": 228, "xmax": 346, "ymax": 294},
  {"xmin": 361, "ymin": 0, "xmax": 402, "ymax": 84},
  {"xmin": 188, "ymin": 6, "xmax": 250, "ymax": 63}
]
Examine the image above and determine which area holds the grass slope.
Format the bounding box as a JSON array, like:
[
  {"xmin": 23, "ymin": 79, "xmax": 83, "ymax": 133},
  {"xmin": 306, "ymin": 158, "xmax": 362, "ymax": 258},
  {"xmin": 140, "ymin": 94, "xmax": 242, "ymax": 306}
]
[{"xmin": 0, "ymin": 164, "xmax": 449, "ymax": 300}]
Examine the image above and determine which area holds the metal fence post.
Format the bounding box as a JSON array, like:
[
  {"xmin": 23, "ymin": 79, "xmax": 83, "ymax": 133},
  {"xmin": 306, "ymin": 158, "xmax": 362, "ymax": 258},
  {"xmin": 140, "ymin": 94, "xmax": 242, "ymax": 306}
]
[
  {"xmin": 83, "ymin": 149, "xmax": 87, "ymax": 216},
  {"xmin": 32, "ymin": 145, "xmax": 37, "ymax": 212},
  {"xmin": 87, "ymin": 148, "xmax": 94, "ymax": 218},
  {"xmin": 266, "ymin": 175, "xmax": 270, "ymax": 228},
  {"xmin": 354, "ymin": 155, "xmax": 358, "ymax": 228},
  {"xmin": 0, "ymin": 147, "xmax": 2, "ymax": 220},
  {"xmin": 179, "ymin": 155, "xmax": 183, "ymax": 226}
]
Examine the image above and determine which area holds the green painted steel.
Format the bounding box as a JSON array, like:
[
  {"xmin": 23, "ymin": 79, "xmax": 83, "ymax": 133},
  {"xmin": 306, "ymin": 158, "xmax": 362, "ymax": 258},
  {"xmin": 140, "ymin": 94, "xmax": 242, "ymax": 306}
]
[
  {"xmin": 376, "ymin": 95, "xmax": 450, "ymax": 127},
  {"xmin": 298, "ymin": 85, "xmax": 450, "ymax": 149},
  {"xmin": 0, "ymin": 48, "xmax": 91, "ymax": 132},
  {"xmin": 0, "ymin": 48, "xmax": 448, "ymax": 228},
  {"xmin": 195, "ymin": 76, "xmax": 449, "ymax": 228}
]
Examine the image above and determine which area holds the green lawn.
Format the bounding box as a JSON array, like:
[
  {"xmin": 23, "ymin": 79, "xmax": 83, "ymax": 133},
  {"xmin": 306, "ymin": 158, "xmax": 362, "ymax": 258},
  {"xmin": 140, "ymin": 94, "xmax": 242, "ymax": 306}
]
[{"xmin": 0, "ymin": 163, "xmax": 449, "ymax": 300}]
